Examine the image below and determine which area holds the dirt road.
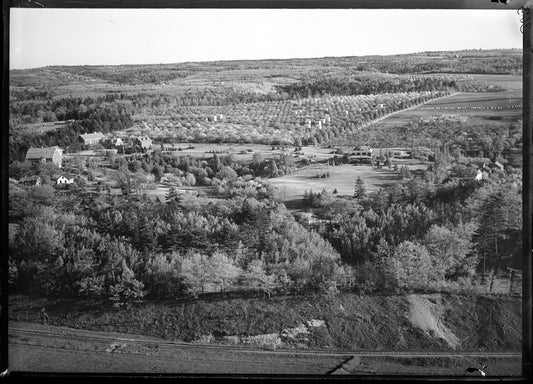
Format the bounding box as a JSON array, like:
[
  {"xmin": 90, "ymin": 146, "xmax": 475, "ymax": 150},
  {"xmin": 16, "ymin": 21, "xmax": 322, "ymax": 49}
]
[{"xmin": 7, "ymin": 322, "xmax": 522, "ymax": 376}]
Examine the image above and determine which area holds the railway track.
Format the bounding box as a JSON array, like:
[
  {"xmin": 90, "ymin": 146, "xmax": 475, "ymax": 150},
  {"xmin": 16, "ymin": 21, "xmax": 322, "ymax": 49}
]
[{"xmin": 9, "ymin": 326, "xmax": 521, "ymax": 359}]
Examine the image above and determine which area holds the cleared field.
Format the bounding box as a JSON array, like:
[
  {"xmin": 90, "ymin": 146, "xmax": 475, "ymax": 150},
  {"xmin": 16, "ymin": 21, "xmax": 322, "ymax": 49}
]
[
  {"xmin": 378, "ymin": 92, "xmax": 522, "ymax": 129},
  {"xmin": 468, "ymin": 74, "xmax": 522, "ymax": 91},
  {"xmin": 161, "ymin": 142, "xmax": 286, "ymax": 161},
  {"xmin": 159, "ymin": 143, "xmax": 344, "ymax": 163},
  {"xmin": 420, "ymin": 91, "xmax": 522, "ymax": 110},
  {"xmin": 373, "ymin": 73, "xmax": 522, "ymax": 129},
  {"xmin": 267, "ymin": 161, "xmax": 428, "ymax": 204}
]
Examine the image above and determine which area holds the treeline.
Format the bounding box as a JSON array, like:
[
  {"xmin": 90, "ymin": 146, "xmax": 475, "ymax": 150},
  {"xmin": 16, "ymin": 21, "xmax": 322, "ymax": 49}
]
[
  {"xmin": 277, "ymin": 75, "xmax": 504, "ymax": 99},
  {"xmin": 48, "ymin": 64, "xmax": 201, "ymax": 85},
  {"xmin": 129, "ymin": 89, "xmax": 283, "ymax": 110},
  {"xmin": 361, "ymin": 54, "xmax": 522, "ymax": 75},
  {"xmin": 9, "ymin": 87, "xmax": 57, "ymax": 102},
  {"xmin": 9, "ymin": 93, "xmax": 133, "ymax": 124}
]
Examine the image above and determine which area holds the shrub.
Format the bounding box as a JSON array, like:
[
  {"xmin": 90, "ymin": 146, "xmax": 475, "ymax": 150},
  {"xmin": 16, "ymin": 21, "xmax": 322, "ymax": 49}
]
[
  {"xmin": 242, "ymin": 333, "xmax": 282, "ymax": 350},
  {"xmin": 8, "ymin": 260, "xmax": 19, "ymax": 287},
  {"xmin": 77, "ymin": 275, "xmax": 106, "ymax": 298},
  {"xmin": 193, "ymin": 333, "xmax": 215, "ymax": 344},
  {"xmin": 387, "ymin": 241, "xmax": 436, "ymax": 291},
  {"xmin": 180, "ymin": 251, "xmax": 242, "ymax": 297},
  {"xmin": 109, "ymin": 263, "xmax": 146, "ymax": 309},
  {"xmin": 244, "ymin": 260, "xmax": 277, "ymax": 298},
  {"xmin": 309, "ymin": 326, "xmax": 333, "ymax": 348}
]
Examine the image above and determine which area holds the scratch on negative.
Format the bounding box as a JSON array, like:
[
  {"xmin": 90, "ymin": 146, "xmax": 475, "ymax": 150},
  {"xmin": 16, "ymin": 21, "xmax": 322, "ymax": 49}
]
[{"xmin": 28, "ymin": 0, "xmax": 45, "ymax": 7}]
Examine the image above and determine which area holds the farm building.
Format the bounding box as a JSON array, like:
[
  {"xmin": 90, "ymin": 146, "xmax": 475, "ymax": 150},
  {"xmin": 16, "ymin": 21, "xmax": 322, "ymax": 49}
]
[
  {"xmin": 391, "ymin": 150, "xmax": 410, "ymax": 159},
  {"xmin": 134, "ymin": 136, "xmax": 152, "ymax": 150},
  {"xmin": 475, "ymin": 169, "xmax": 489, "ymax": 182},
  {"xmin": 19, "ymin": 175, "xmax": 42, "ymax": 186},
  {"xmin": 104, "ymin": 137, "xmax": 124, "ymax": 147},
  {"xmin": 25, "ymin": 146, "xmax": 63, "ymax": 168},
  {"xmin": 79, "ymin": 132, "xmax": 105, "ymax": 146},
  {"xmin": 349, "ymin": 146, "xmax": 373, "ymax": 164},
  {"xmin": 54, "ymin": 174, "xmax": 75, "ymax": 185},
  {"xmin": 352, "ymin": 145, "xmax": 373, "ymax": 156}
]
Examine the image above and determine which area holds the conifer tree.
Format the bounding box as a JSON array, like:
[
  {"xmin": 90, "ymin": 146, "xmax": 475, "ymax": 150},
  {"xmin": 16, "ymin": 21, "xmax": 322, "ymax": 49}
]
[
  {"xmin": 354, "ymin": 176, "xmax": 367, "ymax": 199},
  {"xmin": 165, "ymin": 187, "xmax": 183, "ymax": 208},
  {"xmin": 269, "ymin": 160, "xmax": 279, "ymax": 178}
]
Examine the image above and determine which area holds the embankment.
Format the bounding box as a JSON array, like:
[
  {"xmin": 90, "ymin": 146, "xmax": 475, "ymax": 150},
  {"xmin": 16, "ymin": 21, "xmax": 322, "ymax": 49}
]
[{"xmin": 9, "ymin": 292, "xmax": 521, "ymax": 352}]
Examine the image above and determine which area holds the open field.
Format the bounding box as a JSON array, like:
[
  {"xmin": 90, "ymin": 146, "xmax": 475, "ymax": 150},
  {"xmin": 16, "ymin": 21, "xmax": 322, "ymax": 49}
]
[
  {"xmin": 159, "ymin": 143, "xmax": 355, "ymax": 162},
  {"xmin": 12, "ymin": 120, "xmax": 73, "ymax": 136},
  {"xmin": 160, "ymin": 142, "xmax": 290, "ymax": 161},
  {"xmin": 267, "ymin": 161, "xmax": 429, "ymax": 207},
  {"xmin": 374, "ymin": 73, "xmax": 522, "ymax": 129},
  {"xmin": 377, "ymin": 91, "xmax": 522, "ymax": 129},
  {"xmin": 8, "ymin": 322, "xmax": 522, "ymax": 376},
  {"xmin": 467, "ymin": 74, "xmax": 522, "ymax": 91},
  {"xmin": 419, "ymin": 91, "xmax": 522, "ymax": 111}
]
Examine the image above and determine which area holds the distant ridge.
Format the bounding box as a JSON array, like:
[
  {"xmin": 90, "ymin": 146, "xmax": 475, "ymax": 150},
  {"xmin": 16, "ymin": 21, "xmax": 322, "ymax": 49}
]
[{"xmin": 10, "ymin": 48, "xmax": 523, "ymax": 71}]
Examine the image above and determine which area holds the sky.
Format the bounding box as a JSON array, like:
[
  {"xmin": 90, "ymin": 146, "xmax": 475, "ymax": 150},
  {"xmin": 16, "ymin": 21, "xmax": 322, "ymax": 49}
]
[{"xmin": 10, "ymin": 8, "xmax": 522, "ymax": 69}]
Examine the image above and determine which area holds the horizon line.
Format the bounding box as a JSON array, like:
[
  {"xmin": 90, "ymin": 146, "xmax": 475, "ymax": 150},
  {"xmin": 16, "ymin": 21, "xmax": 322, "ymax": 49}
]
[{"xmin": 10, "ymin": 47, "xmax": 524, "ymax": 71}]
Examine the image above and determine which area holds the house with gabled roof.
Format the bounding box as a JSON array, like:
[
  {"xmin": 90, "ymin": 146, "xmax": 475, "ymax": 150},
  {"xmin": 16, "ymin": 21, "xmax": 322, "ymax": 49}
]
[
  {"xmin": 79, "ymin": 132, "xmax": 105, "ymax": 146},
  {"xmin": 54, "ymin": 173, "xmax": 75, "ymax": 185},
  {"xmin": 134, "ymin": 136, "xmax": 152, "ymax": 150},
  {"xmin": 25, "ymin": 146, "xmax": 63, "ymax": 168},
  {"xmin": 349, "ymin": 145, "xmax": 373, "ymax": 164},
  {"xmin": 104, "ymin": 137, "xmax": 124, "ymax": 148}
]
